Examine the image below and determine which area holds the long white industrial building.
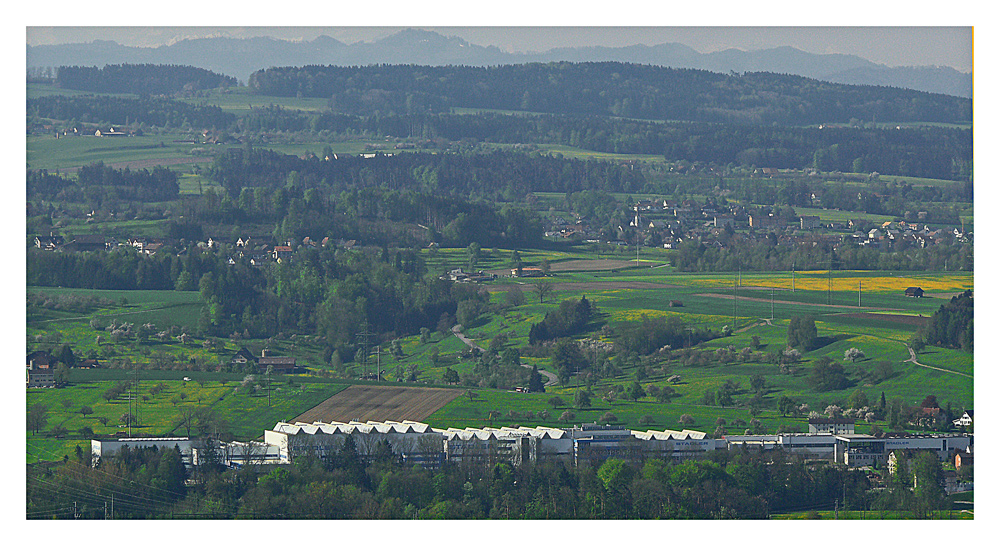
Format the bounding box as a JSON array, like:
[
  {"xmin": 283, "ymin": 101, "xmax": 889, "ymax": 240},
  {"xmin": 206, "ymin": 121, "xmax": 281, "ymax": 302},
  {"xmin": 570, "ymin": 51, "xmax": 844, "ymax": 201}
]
[{"xmin": 95, "ymin": 421, "xmax": 973, "ymax": 471}]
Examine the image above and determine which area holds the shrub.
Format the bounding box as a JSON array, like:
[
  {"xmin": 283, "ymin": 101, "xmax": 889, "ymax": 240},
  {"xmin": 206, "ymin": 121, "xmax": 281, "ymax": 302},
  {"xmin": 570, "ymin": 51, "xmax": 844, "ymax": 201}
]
[
  {"xmin": 679, "ymin": 414, "xmax": 695, "ymax": 425},
  {"xmin": 598, "ymin": 412, "xmax": 618, "ymax": 424}
]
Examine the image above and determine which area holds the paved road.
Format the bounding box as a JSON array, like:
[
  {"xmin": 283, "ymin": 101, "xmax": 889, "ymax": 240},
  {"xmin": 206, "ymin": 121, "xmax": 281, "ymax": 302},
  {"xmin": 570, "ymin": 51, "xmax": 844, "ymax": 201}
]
[{"xmin": 451, "ymin": 325, "xmax": 558, "ymax": 386}]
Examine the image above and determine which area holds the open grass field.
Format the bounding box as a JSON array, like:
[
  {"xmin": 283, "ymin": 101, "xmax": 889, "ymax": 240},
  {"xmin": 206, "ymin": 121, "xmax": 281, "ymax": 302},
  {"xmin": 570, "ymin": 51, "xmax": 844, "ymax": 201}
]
[
  {"xmin": 770, "ymin": 509, "xmax": 973, "ymax": 520},
  {"xmin": 27, "ymin": 132, "xmax": 212, "ymax": 172},
  {"xmin": 178, "ymin": 87, "xmax": 333, "ymax": 114},
  {"xmin": 26, "ymin": 375, "xmax": 353, "ymax": 462}
]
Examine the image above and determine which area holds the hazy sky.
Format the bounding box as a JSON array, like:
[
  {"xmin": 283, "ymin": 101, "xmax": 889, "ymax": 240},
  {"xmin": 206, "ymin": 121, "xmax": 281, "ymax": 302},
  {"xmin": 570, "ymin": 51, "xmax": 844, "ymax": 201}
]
[{"xmin": 26, "ymin": 26, "xmax": 973, "ymax": 72}]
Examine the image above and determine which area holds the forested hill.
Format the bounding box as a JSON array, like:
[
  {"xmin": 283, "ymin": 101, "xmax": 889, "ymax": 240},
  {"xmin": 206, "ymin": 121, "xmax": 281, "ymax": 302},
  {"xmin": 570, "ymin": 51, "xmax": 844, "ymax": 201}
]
[
  {"xmin": 55, "ymin": 64, "xmax": 238, "ymax": 95},
  {"xmin": 247, "ymin": 62, "xmax": 971, "ymax": 126}
]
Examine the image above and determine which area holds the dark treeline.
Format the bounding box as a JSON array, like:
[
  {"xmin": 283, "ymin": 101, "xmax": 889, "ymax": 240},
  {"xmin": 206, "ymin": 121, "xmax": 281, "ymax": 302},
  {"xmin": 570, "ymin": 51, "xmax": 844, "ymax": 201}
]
[
  {"xmin": 29, "ymin": 442, "xmax": 886, "ymax": 519},
  {"xmin": 55, "ymin": 64, "xmax": 237, "ymax": 95},
  {"xmin": 920, "ymin": 290, "xmax": 973, "ymax": 352},
  {"xmin": 234, "ymin": 109, "xmax": 973, "ymax": 182},
  {"xmin": 247, "ymin": 62, "xmax": 971, "ymax": 126},
  {"xmin": 28, "ymin": 162, "xmax": 180, "ymax": 203},
  {"xmin": 196, "ymin": 183, "xmax": 543, "ymax": 250},
  {"xmin": 669, "ymin": 235, "xmax": 973, "ymax": 273},
  {"xmin": 29, "ymin": 95, "xmax": 236, "ymax": 129},
  {"xmin": 208, "ymin": 146, "xmax": 647, "ymax": 200}
]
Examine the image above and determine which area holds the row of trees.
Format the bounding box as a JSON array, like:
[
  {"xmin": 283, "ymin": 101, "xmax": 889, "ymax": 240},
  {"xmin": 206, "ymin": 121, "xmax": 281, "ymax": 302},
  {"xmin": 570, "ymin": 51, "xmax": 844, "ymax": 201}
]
[
  {"xmin": 28, "ymin": 162, "xmax": 180, "ymax": 203},
  {"xmin": 208, "ymin": 146, "xmax": 647, "ymax": 201},
  {"xmin": 669, "ymin": 235, "xmax": 972, "ymax": 273},
  {"xmin": 29, "ymin": 94, "xmax": 236, "ymax": 131}
]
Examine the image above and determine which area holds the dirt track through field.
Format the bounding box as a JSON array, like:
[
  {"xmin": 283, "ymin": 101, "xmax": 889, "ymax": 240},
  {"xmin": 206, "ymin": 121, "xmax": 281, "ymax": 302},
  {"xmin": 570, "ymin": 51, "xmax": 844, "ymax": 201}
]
[
  {"xmin": 487, "ymin": 281, "xmax": 679, "ymax": 293},
  {"xmin": 693, "ymin": 293, "xmax": 901, "ymax": 312},
  {"xmin": 291, "ymin": 385, "xmax": 463, "ymax": 424},
  {"xmin": 58, "ymin": 157, "xmax": 213, "ymax": 173},
  {"xmin": 836, "ymin": 312, "xmax": 929, "ymax": 327}
]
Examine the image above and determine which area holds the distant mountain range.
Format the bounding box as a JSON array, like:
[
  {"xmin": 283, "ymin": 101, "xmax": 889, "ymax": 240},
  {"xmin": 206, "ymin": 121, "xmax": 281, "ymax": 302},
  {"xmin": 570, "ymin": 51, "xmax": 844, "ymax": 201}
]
[{"xmin": 27, "ymin": 28, "xmax": 972, "ymax": 98}]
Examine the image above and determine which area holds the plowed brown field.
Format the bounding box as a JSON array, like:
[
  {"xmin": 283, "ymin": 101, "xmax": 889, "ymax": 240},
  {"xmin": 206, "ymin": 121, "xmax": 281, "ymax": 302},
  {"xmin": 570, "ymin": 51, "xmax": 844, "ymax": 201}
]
[{"xmin": 291, "ymin": 385, "xmax": 463, "ymax": 424}]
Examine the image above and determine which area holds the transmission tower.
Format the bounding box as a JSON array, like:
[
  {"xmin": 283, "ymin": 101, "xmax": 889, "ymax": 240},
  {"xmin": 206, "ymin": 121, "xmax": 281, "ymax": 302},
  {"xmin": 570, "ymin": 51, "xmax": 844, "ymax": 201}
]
[{"xmin": 355, "ymin": 322, "xmax": 377, "ymax": 380}]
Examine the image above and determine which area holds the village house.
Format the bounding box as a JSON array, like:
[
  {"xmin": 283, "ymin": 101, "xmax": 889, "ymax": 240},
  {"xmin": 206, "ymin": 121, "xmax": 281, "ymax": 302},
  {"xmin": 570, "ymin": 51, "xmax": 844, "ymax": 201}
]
[
  {"xmin": 954, "ymin": 447, "xmax": 973, "ymax": 471},
  {"xmin": 799, "ymin": 216, "xmax": 822, "ymax": 230},
  {"xmin": 27, "ymin": 351, "xmax": 56, "ymax": 388},
  {"xmin": 807, "ymin": 418, "xmax": 855, "ymax": 435},
  {"xmin": 713, "ymin": 215, "xmax": 736, "ymax": 228},
  {"xmin": 34, "ymin": 233, "xmax": 64, "ymax": 251},
  {"xmin": 230, "ymin": 347, "xmax": 256, "ymax": 368},
  {"xmin": 273, "ymin": 246, "xmax": 293, "ymax": 262},
  {"xmin": 953, "ymin": 410, "xmax": 973, "ymax": 428}
]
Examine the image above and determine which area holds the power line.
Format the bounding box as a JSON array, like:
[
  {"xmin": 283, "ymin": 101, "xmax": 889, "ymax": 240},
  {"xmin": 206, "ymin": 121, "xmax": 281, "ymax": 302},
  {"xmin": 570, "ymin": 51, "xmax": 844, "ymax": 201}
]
[{"xmin": 29, "ymin": 444, "xmax": 188, "ymax": 502}]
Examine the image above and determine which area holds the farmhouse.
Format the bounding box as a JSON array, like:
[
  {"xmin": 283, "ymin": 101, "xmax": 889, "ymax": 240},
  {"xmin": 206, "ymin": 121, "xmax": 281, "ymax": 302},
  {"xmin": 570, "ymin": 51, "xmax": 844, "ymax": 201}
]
[
  {"xmin": 513, "ymin": 267, "xmax": 544, "ymax": 277},
  {"xmin": 904, "ymin": 286, "xmax": 925, "ymax": 298},
  {"xmin": 65, "ymin": 234, "xmax": 108, "ymax": 252},
  {"xmin": 259, "ymin": 356, "xmax": 296, "ymax": 374},
  {"xmin": 230, "ymin": 347, "xmax": 256, "ymax": 368}
]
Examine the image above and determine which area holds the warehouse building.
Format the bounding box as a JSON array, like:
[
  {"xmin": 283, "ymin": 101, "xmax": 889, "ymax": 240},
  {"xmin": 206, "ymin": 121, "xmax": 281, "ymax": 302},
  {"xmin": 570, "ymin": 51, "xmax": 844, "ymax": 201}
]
[
  {"xmin": 91, "ymin": 437, "xmax": 193, "ymax": 466},
  {"xmin": 264, "ymin": 420, "xmax": 445, "ymax": 468},
  {"xmin": 171, "ymin": 421, "xmax": 972, "ymax": 471}
]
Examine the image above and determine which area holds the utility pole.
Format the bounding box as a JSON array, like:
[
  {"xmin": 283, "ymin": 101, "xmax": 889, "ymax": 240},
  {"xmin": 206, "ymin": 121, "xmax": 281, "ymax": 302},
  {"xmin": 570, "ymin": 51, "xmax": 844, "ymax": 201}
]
[
  {"xmin": 859, "ymin": 280, "xmax": 862, "ymax": 307},
  {"xmin": 771, "ymin": 286, "xmax": 775, "ymax": 322},
  {"xmin": 355, "ymin": 322, "xmax": 376, "ymax": 380},
  {"xmin": 791, "ymin": 261, "xmax": 795, "ymax": 293},
  {"xmin": 732, "ymin": 273, "xmax": 737, "ymax": 331}
]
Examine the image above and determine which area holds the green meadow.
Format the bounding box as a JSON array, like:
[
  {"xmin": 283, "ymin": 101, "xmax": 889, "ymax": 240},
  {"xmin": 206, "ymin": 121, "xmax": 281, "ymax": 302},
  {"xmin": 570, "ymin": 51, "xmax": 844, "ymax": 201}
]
[{"xmin": 26, "ymin": 246, "xmax": 973, "ymax": 462}]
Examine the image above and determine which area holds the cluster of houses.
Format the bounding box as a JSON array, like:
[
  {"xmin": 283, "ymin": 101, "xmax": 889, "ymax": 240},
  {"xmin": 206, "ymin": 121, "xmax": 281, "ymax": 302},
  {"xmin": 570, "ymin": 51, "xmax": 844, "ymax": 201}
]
[
  {"xmin": 542, "ymin": 196, "xmax": 970, "ymax": 254},
  {"xmin": 33, "ymin": 233, "xmax": 165, "ymax": 255},
  {"xmin": 31, "ymin": 230, "xmax": 362, "ymax": 268}
]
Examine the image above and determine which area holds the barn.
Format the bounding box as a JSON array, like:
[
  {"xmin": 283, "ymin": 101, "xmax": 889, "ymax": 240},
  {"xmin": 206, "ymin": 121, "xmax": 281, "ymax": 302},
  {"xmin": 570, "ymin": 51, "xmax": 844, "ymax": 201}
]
[{"xmin": 904, "ymin": 287, "xmax": 925, "ymax": 297}]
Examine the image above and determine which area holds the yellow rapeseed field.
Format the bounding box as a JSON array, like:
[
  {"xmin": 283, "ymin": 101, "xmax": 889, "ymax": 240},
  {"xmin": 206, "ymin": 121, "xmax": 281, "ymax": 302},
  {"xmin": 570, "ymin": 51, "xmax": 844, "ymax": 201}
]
[
  {"xmin": 689, "ymin": 272, "xmax": 972, "ymax": 293},
  {"xmin": 610, "ymin": 309, "xmax": 731, "ymax": 326}
]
